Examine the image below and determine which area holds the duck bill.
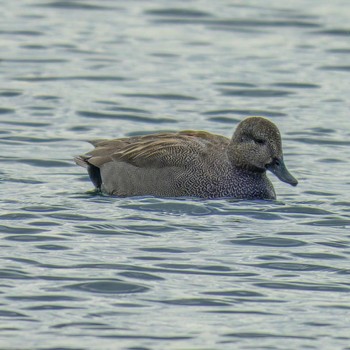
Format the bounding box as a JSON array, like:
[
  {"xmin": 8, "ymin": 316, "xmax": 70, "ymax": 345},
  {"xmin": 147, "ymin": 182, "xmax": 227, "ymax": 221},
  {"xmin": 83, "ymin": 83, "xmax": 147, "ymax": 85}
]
[{"xmin": 267, "ymin": 158, "xmax": 298, "ymax": 186}]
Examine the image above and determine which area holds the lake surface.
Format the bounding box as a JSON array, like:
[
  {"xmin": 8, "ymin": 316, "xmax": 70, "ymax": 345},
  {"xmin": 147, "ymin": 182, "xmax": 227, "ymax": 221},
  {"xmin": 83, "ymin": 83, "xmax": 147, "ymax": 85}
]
[{"xmin": 1, "ymin": 1, "xmax": 350, "ymax": 349}]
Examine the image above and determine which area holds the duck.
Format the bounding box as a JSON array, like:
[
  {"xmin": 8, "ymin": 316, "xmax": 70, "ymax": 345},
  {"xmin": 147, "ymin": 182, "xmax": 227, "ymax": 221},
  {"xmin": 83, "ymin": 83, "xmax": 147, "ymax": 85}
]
[{"xmin": 74, "ymin": 116, "xmax": 298, "ymax": 199}]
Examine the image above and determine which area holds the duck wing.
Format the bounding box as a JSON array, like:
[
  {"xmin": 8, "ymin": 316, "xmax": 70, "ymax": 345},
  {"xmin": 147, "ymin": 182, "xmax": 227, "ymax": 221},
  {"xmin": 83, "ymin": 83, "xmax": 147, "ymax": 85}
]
[{"xmin": 75, "ymin": 131, "xmax": 229, "ymax": 169}]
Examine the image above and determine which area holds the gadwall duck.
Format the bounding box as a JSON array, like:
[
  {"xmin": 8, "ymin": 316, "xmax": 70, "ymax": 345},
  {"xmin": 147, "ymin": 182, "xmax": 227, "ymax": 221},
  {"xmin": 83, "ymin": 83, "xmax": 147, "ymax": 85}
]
[{"xmin": 75, "ymin": 116, "xmax": 298, "ymax": 199}]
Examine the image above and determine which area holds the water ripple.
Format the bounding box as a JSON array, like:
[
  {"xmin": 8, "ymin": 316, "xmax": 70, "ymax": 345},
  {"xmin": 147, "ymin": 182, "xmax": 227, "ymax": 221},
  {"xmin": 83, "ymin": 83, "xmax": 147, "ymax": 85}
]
[
  {"xmin": 220, "ymin": 89, "xmax": 294, "ymax": 97},
  {"xmin": 0, "ymin": 310, "xmax": 28, "ymax": 318},
  {"xmin": 305, "ymin": 218, "xmax": 350, "ymax": 227},
  {"xmin": 229, "ymin": 237, "xmax": 306, "ymax": 247},
  {"xmin": 15, "ymin": 75, "xmax": 126, "ymax": 82},
  {"xmin": 293, "ymin": 252, "xmax": 346, "ymax": 260},
  {"xmin": 319, "ymin": 65, "xmax": 350, "ymax": 72},
  {"xmin": 271, "ymin": 82, "xmax": 320, "ymax": 89},
  {"xmin": 35, "ymin": 1, "xmax": 114, "ymax": 10},
  {"xmin": 0, "ymin": 108, "xmax": 15, "ymax": 114},
  {"xmin": 77, "ymin": 111, "xmax": 175, "ymax": 124},
  {"xmin": 203, "ymin": 109, "xmax": 287, "ymax": 117},
  {"xmin": 158, "ymin": 298, "xmax": 230, "ymax": 307},
  {"xmin": 122, "ymin": 93, "xmax": 198, "ymax": 101},
  {"xmin": 224, "ymin": 332, "xmax": 315, "ymax": 340},
  {"xmin": 255, "ymin": 282, "xmax": 350, "ymax": 293},
  {"xmin": 314, "ymin": 29, "xmax": 350, "ymax": 36},
  {"xmin": 0, "ymin": 269, "xmax": 32, "ymax": 280},
  {"xmin": 145, "ymin": 8, "xmax": 212, "ymax": 18},
  {"xmin": 252, "ymin": 262, "xmax": 336, "ymax": 272},
  {"xmin": 0, "ymin": 90, "xmax": 22, "ymax": 97},
  {"xmin": 148, "ymin": 17, "xmax": 321, "ymax": 29},
  {"xmin": 65, "ymin": 280, "xmax": 150, "ymax": 294}
]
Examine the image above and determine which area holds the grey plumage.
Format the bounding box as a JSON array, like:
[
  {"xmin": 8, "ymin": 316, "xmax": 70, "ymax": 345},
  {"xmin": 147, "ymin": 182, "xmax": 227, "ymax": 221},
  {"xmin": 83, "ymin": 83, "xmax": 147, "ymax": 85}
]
[{"xmin": 74, "ymin": 116, "xmax": 298, "ymax": 199}]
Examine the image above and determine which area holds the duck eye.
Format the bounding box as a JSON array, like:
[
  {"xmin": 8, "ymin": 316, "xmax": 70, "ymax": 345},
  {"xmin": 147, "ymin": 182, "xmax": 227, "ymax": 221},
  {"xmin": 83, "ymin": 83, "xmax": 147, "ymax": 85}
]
[{"xmin": 255, "ymin": 139, "xmax": 265, "ymax": 145}]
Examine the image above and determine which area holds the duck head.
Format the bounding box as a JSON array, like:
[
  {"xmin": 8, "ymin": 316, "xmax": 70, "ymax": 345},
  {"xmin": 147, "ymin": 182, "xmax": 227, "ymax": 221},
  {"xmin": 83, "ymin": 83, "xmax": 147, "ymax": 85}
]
[{"xmin": 229, "ymin": 117, "xmax": 298, "ymax": 186}]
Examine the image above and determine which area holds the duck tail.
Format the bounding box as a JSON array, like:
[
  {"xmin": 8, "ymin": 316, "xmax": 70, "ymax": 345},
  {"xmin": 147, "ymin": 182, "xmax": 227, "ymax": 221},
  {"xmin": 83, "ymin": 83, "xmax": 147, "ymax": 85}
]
[
  {"xmin": 74, "ymin": 155, "xmax": 89, "ymax": 168},
  {"xmin": 74, "ymin": 155, "xmax": 102, "ymax": 190}
]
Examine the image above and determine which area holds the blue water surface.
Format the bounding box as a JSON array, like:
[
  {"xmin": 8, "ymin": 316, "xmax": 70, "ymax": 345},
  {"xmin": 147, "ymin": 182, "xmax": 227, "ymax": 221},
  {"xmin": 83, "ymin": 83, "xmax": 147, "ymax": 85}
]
[{"xmin": 1, "ymin": 1, "xmax": 350, "ymax": 349}]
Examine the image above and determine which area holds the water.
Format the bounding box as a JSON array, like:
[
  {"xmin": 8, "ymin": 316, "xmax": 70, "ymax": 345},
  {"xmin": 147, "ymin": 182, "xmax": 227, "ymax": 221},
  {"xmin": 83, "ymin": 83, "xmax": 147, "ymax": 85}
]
[{"xmin": 1, "ymin": 0, "xmax": 350, "ymax": 349}]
